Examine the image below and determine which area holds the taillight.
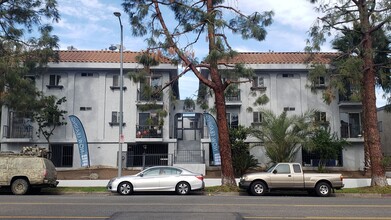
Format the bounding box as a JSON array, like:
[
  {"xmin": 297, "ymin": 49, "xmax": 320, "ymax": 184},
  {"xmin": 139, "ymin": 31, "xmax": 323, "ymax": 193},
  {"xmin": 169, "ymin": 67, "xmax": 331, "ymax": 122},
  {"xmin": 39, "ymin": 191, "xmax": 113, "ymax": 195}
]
[
  {"xmin": 196, "ymin": 175, "xmax": 204, "ymax": 181},
  {"xmin": 43, "ymin": 169, "xmax": 47, "ymax": 177},
  {"xmin": 340, "ymin": 175, "xmax": 344, "ymax": 181}
]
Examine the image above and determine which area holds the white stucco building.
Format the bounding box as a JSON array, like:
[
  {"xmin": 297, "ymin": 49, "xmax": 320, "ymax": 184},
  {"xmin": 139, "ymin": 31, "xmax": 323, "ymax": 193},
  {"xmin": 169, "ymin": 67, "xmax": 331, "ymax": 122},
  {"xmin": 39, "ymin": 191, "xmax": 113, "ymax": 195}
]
[
  {"xmin": 0, "ymin": 51, "xmax": 365, "ymax": 172},
  {"xmin": 200, "ymin": 52, "xmax": 365, "ymax": 171}
]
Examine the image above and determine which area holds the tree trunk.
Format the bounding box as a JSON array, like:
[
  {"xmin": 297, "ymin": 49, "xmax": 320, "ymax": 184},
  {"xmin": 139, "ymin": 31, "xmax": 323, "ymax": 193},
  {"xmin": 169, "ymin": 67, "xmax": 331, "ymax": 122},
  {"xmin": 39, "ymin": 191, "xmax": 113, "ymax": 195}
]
[
  {"xmin": 214, "ymin": 87, "xmax": 236, "ymax": 186},
  {"xmin": 360, "ymin": 2, "xmax": 388, "ymax": 186},
  {"xmin": 205, "ymin": 0, "xmax": 236, "ymax": 186}
]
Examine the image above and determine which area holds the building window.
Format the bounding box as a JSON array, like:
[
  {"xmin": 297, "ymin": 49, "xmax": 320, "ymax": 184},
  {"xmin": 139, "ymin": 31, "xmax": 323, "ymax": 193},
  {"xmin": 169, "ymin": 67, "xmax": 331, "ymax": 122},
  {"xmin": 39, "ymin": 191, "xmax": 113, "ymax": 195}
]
[
  {"xmin": 47, "ymin": 74, "xmax": 63, "ymax": 89},
  {"xmin": 81, "ymin": 72, "xmax": 94, "ymax": 77},
  {"xmin": 109, "ymin": 111, "xmax": 125, "ymax": 126},
  {"xmin": 110, "ymin": 75, "xmax": 127, "ymax": 90},
  {"xmin": 251, "ymin": 76, "xmax": 266, "ymax": 91},
  {"xmin": 226, "ymin": 113, "xmax": 239, "ymax": 128},
  {"xmin": 282, "ymin": 73, "xmax": 294, "ymax": 78},
  {"xmin": 139, "ymin": 75, "xmax": 162, "ymax": 101},
  {"xmin": 113, "ymin": 75, "xmax": 119, "ymax": 87},
  {"xmin": 283, "ymin": 107, "xmax": 295, "ymax": 111},
  {"xmin": 51, "ymin": 144, "xmax": 73, "ymax": 167},
  {"xmin": 253, "ymin": 77, "xmax": 264, "ymax": 87},
  {"xmin": 315, "ymin": 111, "xmax": 326, "ymax": 122},
  {"xmin": 253, "ymin": 112, "xmax": 262, "ymax": 124},
  {"xmin": 314, "ymin": 76, "xmax": 326, "ymax": 87},
  {"xmin": 80, "ymin": 107, "xmax": 92, "ymax": 111},
  {"xmin": 378, "ymin": 121, "xmax": 383, "ymax": 132},
  {"xmin": 340, "ymin": 112, "xmax": 362, "ymax": 138}
]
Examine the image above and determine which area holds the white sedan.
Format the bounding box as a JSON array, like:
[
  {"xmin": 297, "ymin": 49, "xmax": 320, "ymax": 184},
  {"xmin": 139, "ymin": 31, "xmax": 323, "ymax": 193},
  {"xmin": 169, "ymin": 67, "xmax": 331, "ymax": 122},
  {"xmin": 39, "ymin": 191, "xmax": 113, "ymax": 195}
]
[{"xmin": 107, "ymin": 166, "xmax": 205, "ymax": 195}]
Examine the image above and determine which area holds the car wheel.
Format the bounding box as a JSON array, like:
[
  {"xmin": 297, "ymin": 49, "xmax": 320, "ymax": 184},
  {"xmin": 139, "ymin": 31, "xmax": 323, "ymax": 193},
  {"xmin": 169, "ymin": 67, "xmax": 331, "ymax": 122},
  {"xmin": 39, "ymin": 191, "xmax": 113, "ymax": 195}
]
[
  {"xmin": 118, "ymin": 182, "xmax": 133, "ymax": 195},
  {"xmin": 250, "ymin": 181, "xmax": 267, "ymax": 196},
  {"xmin": 176, "ymin": 181, "xmax": 190, "ymax": 195},
  {"xmin": 315, "ymin": 182, "xmax": 331, "ymax": 197},
  {"xmin": 11, "ymin": 178, "xmax": 29, "ymax": 195}
]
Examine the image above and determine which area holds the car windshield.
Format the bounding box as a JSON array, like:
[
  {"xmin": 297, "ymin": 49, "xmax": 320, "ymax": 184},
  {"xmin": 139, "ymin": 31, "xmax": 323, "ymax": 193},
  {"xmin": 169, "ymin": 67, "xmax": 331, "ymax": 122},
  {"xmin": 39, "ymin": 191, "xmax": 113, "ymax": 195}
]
[{"xmin": 266, "ymin": 165, "xmax": 276, "ymax": 173}]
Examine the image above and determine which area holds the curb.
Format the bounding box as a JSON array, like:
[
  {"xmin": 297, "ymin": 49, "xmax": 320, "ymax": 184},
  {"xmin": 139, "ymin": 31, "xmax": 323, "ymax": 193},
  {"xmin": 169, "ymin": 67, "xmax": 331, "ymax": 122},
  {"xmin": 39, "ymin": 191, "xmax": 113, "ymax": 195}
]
[{"xmin": 44, "ymin": 190, "xmax": 391, "ymax": 198}]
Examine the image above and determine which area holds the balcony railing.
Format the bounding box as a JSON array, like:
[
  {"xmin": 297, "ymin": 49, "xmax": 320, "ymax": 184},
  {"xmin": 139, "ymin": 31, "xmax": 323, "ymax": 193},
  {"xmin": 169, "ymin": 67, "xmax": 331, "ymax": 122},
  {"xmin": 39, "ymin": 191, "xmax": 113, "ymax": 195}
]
[
  {"xmin": 225, "ymin": 91, "xmax": 241, "ymax": 102},
  {"xmin": 136, "ymin": 125, "xmax": 163, "ymax": 138},
  {"xmin": 340, "ymin": 124, "xmax": 362, "ymax": 138},
  {"xmin": 137, "ymin": 89, "xmax": 163, "ymax": 102},
  {"xmin": 2, "ymin": 125, "xmax": 33, "ymax": 139}
]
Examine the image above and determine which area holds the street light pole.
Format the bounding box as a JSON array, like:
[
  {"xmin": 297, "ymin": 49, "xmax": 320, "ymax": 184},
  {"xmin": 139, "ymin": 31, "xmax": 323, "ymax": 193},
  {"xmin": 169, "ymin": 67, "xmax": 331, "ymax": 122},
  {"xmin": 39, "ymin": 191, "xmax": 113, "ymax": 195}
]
[{"xmin": 114, "ymin": 11, "xmax": 124, "ymax": 177}]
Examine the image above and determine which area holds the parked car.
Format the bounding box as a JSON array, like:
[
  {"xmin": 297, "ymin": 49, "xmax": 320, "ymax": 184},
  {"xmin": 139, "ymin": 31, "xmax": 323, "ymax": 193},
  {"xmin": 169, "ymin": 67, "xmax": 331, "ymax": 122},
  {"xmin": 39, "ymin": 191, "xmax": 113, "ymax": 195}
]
[
  {"xmin": 239, "ymin": 163, "xmax": 344, "ymax": 197},
  {"xmin": 0, "ymin": 153, "xmax": 58, "ymax": 195},
  {"xmin": 107, "ymin": 166, "xmax": 204, "ymax": 195}
]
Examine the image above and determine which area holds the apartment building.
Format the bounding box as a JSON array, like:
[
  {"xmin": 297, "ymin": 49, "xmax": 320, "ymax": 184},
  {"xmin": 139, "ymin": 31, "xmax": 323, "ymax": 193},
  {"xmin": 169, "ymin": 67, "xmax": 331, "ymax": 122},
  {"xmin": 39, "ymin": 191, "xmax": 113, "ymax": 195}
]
[
  {"xmin": 200, "ymin": 52, "xmax": 365, "ymax": 171},
  {"xmin": 1, "ymin": 50, "xmax": 183, "ymax": 171},
  {"xmin": 0, "ymin": 51, "xmax": 366, "ymax": 173},
  {"xmin": 377, "ymin": 105, "xmax": 391, "ymax": 156}
]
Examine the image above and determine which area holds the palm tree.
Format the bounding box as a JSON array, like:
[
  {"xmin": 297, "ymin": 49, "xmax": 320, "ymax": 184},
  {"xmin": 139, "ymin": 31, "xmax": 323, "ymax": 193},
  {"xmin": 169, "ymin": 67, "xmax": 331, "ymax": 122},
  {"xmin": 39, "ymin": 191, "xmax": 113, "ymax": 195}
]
[{"xmin": 250, "ymin": 110, "xmax": 314, "ymax": 163}]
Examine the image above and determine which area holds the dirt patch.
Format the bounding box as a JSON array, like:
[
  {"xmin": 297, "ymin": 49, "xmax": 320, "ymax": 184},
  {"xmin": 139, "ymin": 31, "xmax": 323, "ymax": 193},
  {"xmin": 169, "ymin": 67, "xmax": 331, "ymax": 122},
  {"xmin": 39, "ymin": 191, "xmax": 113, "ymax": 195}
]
[{"xmin": 57, "ymin": 168, "xmax": 138, "ymax": 180}]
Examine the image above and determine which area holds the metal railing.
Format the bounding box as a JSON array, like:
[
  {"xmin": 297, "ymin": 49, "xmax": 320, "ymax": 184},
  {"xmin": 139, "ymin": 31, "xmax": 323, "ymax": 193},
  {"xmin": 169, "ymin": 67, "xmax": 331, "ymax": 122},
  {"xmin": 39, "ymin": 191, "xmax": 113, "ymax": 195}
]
[
  {"xmin": 225, "ymin": 91, "xmax": 241, "ymax": 101},
  {"xmin": 137, "ymin": 89, "xmax": 163, "ymax": 102},
  {"xmin": 126, "ymin": 153, "xmax": 173, "ymax": 168},
  {"xmin": 136, "ymin": 125, "xmax": 163, "ymax": 138},
  {"xmin": 340, "ymin": 124, "xmax": 362, "ymax": 138},
  {"xmin": 174, "ymin": 150, "xmax": 205, "ymax": 164},
  {"xmin": 2, "ymin": 125, "xmax": 33, "ymax": 139}
]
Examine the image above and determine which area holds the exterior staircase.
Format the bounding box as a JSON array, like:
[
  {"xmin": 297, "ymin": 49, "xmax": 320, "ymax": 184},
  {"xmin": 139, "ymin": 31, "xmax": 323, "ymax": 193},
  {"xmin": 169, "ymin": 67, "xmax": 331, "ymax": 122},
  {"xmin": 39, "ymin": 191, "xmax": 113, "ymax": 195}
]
[{"xmin": 174, "ymin": 140, "xmax": 206, "ymax": 175}]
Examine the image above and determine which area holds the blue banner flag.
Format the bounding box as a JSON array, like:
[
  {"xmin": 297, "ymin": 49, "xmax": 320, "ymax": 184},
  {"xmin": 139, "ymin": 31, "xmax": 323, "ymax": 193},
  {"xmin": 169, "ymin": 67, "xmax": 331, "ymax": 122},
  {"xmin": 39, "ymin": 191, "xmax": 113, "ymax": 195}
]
[
  {"xmin": 204, "ymin": 113, "xmax": 221, "ymax": 165},
  {"xmin": 69, "ymin": 115, "xmax": 90, "ymax": 167}
]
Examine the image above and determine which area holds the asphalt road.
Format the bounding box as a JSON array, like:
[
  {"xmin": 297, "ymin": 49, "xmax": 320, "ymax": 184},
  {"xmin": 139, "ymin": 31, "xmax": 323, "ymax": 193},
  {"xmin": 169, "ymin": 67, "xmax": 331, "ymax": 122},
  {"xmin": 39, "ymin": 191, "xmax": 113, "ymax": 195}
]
[{"xmin": 0, "ymin": 193, "xmax": 390, "ymax": 220}]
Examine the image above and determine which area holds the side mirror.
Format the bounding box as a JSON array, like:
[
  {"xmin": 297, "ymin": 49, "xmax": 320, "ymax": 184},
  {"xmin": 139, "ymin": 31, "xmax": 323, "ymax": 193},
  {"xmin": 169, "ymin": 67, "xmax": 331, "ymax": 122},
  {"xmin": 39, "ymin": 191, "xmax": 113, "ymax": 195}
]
[
  {"xmin": 139, "ymin": 173, "xmax": 144, "ymax": 177},
  {"xmin": 273, "ymin": 170, "xmax": 277, "ymax": 174}
]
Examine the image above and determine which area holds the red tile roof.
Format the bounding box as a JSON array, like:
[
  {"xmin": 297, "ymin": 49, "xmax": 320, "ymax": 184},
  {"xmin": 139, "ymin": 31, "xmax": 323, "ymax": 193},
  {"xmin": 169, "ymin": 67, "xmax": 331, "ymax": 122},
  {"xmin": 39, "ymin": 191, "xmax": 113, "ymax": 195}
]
[
  {"xmin": 56, "ymin": 50, "xmax": 172, "ymax": 63},
  {"xmin": 56, "ymin": 51, "xmax": 338, "ymax": 65},
  {"xmin": 219, "ymin": 52, "xmax": 339, "ymax": 64}
]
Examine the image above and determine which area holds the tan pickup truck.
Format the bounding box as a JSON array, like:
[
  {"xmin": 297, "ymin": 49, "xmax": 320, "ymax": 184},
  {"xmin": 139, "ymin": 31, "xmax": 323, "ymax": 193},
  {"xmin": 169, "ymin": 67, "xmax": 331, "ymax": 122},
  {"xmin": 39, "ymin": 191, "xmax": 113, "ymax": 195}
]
[{"xmin": 239, "ymin": 163, "xmax": 344, "ymax": 197}]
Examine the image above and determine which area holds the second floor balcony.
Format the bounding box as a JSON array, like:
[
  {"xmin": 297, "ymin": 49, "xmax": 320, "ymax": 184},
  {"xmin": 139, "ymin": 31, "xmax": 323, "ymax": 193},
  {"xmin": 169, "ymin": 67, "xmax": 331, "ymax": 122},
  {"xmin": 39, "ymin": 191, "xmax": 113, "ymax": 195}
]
[
  {"xmin": 137, "ymin": 88, "xmax": 163, "ymax": 102},
  {"xmin": 225, "ymin": 90, "xmax": 241, "ymax": 105},
  {"xmin": 340, "ymin": 124, "xmax": 362, "ymax": 139},
  {"xmin": 3, "ymin": 124, "xmax": 33, "ymax": 139},
  {"xmin": 136, "ymin": 125, "xmax": 163, "ymax": 139}
]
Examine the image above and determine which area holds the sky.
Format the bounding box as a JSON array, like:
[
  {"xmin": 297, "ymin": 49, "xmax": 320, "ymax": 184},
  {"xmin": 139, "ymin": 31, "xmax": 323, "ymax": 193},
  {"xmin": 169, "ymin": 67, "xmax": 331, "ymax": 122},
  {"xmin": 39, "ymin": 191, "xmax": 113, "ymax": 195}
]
[{"xmin": 52, "ymin": 0, "xmax": 389, "ymax": 107}]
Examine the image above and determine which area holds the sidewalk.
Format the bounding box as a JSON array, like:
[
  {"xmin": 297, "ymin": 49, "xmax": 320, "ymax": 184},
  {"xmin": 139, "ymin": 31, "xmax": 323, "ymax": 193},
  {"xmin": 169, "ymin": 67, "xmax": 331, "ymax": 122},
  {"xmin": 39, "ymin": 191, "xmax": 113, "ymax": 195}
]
[{"xmin": 57, "ymin": 178, "xmax": 391, "ymax": 188}]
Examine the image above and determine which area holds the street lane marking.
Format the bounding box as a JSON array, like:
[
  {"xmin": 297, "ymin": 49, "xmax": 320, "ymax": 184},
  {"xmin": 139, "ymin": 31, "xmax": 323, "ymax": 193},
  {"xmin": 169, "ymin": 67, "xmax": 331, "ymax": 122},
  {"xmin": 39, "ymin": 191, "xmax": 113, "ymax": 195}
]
[
  {"xmin": 244, "ymin": 217, "xmax": 391, "ymax": 220},
  {"xmin": 1, "ymin": 202, "xmax": 390, "ymax": 208},
  {"xmin": 0, "ymin": 217, "xmax": 107, "ymax": 219}
]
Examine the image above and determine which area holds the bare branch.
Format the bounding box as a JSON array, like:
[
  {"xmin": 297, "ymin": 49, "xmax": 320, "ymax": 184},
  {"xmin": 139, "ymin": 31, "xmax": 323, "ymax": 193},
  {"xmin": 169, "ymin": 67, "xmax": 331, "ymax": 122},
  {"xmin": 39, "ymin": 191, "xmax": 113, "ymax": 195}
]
[
  {"xmin": 152, "ymin": 0, "xmax": 214, "ymax": 89},
  {"xmin": 154, "ymin": 64, "xmax": 192, "ymax": 94}
]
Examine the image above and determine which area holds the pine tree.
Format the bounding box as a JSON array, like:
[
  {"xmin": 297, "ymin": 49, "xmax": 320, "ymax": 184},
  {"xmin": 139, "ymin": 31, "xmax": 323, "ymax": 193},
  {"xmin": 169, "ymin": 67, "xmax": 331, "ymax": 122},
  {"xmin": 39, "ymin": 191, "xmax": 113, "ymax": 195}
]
[{"xmin": 122, "ymin": 0, "xmax": 273, "ymax": 186}]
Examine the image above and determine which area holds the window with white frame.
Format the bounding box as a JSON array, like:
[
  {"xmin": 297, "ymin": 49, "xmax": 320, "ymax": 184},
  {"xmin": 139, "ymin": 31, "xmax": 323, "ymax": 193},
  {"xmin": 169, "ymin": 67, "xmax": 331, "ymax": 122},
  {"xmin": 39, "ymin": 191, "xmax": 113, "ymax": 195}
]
[
  {"xmin": 113, "ymin": 75, "xmax": 119, "ymax": 87},
  {"xmin": 226, "ymin": 113, "xmax": 239, "ymax": 128},
  {"xmin": 252, "ymin": 76, "xmax": 265, "ymax": 88},
  {"xmin": 315, "ymin": 111, "xmax": 326, "ymax": 122},
  {"xmin": 315, "ymin": 76, "xmax": 325, "ymax": 87},
  {"xmin": 110, "ymin": 74, "xmax": 127, "ymax": 90},
  {"xmin": 47, "ymin": 74, "xmax": 63, "ymax": 89},
  {"xmin": 253, "ymin": 112, "xmax": 262, "ymax": 124},
  {"xmin": 110, "ymin": 111, "xmax": 124, "ymax": 126}
]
